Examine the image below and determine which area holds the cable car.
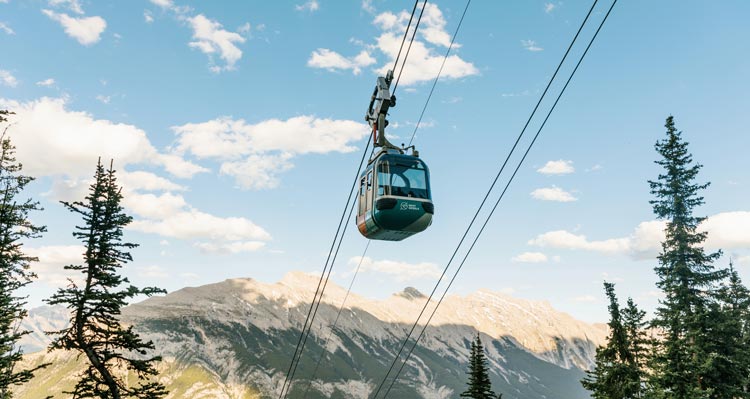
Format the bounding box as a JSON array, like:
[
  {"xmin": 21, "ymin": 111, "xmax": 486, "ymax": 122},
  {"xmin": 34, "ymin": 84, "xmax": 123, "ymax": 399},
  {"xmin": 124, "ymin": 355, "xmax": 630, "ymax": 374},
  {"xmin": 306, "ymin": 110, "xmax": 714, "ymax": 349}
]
[{"xmin": 356, "ymin": 70, "xmax": 434, "ymax": 241}]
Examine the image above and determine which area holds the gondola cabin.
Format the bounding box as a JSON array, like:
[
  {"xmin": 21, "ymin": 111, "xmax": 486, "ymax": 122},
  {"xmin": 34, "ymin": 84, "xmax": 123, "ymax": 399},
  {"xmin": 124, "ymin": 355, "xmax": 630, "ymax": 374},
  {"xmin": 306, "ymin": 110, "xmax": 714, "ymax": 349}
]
[{"xmin": 356, "ymin": 149, "xmax": 434, "ymax": 241}]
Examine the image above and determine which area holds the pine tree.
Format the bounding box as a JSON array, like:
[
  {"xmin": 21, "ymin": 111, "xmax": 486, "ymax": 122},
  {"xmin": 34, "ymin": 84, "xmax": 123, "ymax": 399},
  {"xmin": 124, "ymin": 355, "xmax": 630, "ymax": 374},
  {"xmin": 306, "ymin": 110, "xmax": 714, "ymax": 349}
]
[
  {"xmin": 582, "ymin": 282, "xmax": 642, "ymax": 399},
  {"xmin": 460, "ymin": 333, "xmax": 497, "ymax": 399},
  {"xmin": 647, "ymin": 116, "xmax": 725, "ymax": 398},
  {"xmin": 0, "ymin": 110, "xmax": 48, "ymax": 398},
  {"xmin": 703, "ymin": 261, "xmax": 750, "ymax": 398},
  {"xmin": 46, "ymin": 160, "xmax": 167, "ymax": 399},
  {"xmin": 622, "ymin": 297, "xmax": 649, "ymax": 398}
]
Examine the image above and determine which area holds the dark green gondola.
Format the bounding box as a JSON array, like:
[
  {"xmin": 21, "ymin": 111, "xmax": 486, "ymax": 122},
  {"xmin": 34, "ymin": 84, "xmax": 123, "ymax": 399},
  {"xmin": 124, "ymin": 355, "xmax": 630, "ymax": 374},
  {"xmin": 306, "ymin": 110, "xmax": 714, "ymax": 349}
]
[
  {"xmin": 356, "ymin": 70, "xmax": 434, "ymax": 241},
  {"xmin": 356, "ymin": 149, "xmax": 433, "ymax": 241}
]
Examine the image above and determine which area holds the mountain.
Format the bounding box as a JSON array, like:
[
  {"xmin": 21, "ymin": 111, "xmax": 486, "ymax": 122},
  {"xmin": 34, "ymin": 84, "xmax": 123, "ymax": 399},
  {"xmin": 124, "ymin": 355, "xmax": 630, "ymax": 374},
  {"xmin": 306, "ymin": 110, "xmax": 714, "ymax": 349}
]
[{"xmin": 15, "ymin": 272, "xmax": 607, "ymax": 399}]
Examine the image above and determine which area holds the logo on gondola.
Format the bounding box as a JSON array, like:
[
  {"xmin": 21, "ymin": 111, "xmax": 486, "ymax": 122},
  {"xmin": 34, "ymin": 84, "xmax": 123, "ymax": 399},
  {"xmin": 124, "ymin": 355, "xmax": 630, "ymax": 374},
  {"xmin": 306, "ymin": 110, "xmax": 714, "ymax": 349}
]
[{"xmin": 400, "ymin": 202, "xmax": 418, "ymax": 211}]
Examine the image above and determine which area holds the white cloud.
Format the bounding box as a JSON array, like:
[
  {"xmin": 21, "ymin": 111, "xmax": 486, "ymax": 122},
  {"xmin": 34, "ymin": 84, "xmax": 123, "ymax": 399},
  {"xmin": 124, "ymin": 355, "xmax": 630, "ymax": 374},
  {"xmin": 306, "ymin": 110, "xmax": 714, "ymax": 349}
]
[
  {"xmin": 43, "ymin": 9, "xmax": 106, "ymax": 46},
  {"xmin": 362, "ymin": 0, "xmax": 375, "ymax": 14},
  {"xmin": 537, "ymin": 159, "xmax": 574, "ymax": 175},
  {"xmin": 144, "ymin": 10, "xmax": 154, "ymax": 23},
  {"xmin": 295, "ymin": 0, "xmax": 319, "ymax": 12},
  {"xmin": 309, "ymin": 3, "xmax": 477, "ymax": 86},
  {"xmin": 308, "ymin": 49, "xmax": 376, "ymax": 75},
  {"xmin": 36, "ymin": 78, "xmax": 56, "ymax": 87},
  {"xmin": 186, "ymin": 14, "xmax": 246, "ymax": 72},
  {"xmin": 135, "ymin": 265, "xmax": 168, "ymax": 278},
  {"xmin": 531, "ymin": 186, "xmax": 577, "ymax": 202},
  {"xmin": 573, "ymin": 295, "xmax": 597, "ymax": 303},
  {"xmin": 27, "ymin": 245, "xmax": 85, "ymax": 288},
  {"xmin": 237, "ymin": 22, "xmax": 251, "ymax": 35},
  {"xmin": 220, "ymin": 153, "xmax": 294, "ymax": 190},
  {"xmin": 512, "ymin": 252, "xmax": 548, "ymax": 263},
  {"xmin": 0, "ymin": 22, "xmax": 14, "ymax": 35},
  {"xmin": 129, "ymin": 209, "xmax": 271, "ymax": 242},
  {"xmin": 149, "ymin": 0, "xmax": 174, "ymax": 9},
  {"xmin": 123, "ymin": 192, "xmax": 188, "ymax": 220},
  {"xmin": 737, "ymin": 255, "xmax": 750, "ymax": 267},
  {"xmin": 194, "ymin": 241, "xmax": 265, "ymax": 254},
  {"xmin": 529, "ymin": 212, "xmax": 750, "ymax": 260},
  {"xmin": 702, "ymin": 212, "xmax": 750, "ymax": 250},
  {"xmin": 521, "ymin": 39, "xmax": 543, "ymax": 52},
  {"xmin": 119, "ymin": 170, "xmax": 186, "ymax": 192},
  {"xmin": 170, "ymin": 115, "xmax": 367, "ymax": 190},
  {"xmin": 349, "ymin": 256, "xmax": 441, "ymax": 282},
  {"xmin": 0, "ymin": 70, "xmax": 18, "ymax": 87},
  {"xmin": 0, "ymin": 97, "xmax": 206, "ymax": 179},
  {"xmin": 544, "ymin": 3, "xmax": 556, "ymax": 13},
  {"xmin": 95, "ymin": 94, "xmax": 111, "ymax": 104},
  {"xmin": 48, "ymin": 0, "xmax": 84, "ymax": 14}
]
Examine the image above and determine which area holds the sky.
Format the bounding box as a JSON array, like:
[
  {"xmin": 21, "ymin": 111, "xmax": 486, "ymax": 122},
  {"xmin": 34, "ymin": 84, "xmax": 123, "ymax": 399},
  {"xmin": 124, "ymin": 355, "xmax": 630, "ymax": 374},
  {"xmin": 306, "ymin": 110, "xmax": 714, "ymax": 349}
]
[{"xmin": 1, "ymin": 0, "xmax": 749, "ymax": 323}]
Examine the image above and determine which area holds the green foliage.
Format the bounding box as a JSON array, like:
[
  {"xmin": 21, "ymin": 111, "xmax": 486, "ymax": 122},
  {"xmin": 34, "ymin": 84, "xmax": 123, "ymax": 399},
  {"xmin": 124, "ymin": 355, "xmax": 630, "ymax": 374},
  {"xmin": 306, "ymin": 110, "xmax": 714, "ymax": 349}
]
[
  {"xmin": 582, "ymin": 282, "xmax": 647, "ymax": 399},
  {"xmin": 460, "ymin": 334, "xmax": 498, "ymax": 399},
  {"xmin": 0, "ymin": 110, "xmax": 48, "ymax": 398},
  {"xmin": 45, "ymin": 160, "xmax": 167, "ymax": 399},
  {"xmin": 647, "ymin": 116, "xmax": 727, "ymax": 398}
]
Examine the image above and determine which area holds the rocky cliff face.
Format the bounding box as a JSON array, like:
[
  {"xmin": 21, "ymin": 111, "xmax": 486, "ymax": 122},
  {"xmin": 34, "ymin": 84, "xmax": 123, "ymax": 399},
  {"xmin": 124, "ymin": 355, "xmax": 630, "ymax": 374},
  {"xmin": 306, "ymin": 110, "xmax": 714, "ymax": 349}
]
[{"xmin": 17, "ymin": 272, "xmax": 607, "ymax": 399}]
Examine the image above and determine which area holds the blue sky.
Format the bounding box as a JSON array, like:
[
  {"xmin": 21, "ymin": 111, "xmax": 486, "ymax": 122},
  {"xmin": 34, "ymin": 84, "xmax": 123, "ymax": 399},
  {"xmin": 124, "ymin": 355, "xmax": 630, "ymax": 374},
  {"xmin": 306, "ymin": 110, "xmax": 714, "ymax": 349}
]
[{"xmin": 1, "ymin": 0, "xmax": 749, "ymax": 323}]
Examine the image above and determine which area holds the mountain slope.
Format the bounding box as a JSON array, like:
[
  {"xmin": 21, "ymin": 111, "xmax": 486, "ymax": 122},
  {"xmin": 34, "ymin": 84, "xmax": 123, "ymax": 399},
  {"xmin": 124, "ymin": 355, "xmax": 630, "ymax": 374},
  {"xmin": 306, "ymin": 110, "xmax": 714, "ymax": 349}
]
[{"xmin": 18, "ymin": 272, "xmax": 606, "ymax": 398}]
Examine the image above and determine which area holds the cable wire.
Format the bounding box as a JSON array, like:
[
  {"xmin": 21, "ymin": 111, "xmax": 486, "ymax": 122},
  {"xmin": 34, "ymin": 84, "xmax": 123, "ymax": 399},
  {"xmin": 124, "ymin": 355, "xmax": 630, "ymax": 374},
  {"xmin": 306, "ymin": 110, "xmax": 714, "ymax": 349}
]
[
  {"xmin": 283, "ymin": 197, "xmax": 359, "ymax": 398},
  {"xmin": 369, "ymin": 0, "xmax": 601, "ymax": 397},
  {"xmin": 407, "ymin": 0, "xmax": 471, "ymax": 147},
  {"xmin": 277, "ymin": 137, "xmax": 371, "ymax": 399},
  {"xmin": 381, "ymin": 1, "xmax": 619, "ymax": 395},
  {"xmin": 280, "ymin": 2, "xmax": 426, "ymax": 394},
  {"xmin": 302, "ymin": 240, "xmax": 372, "ymax": 397},
  {"xmin": 392, "ymin": 1, "xmax": 420, "ymax": 76},
  {"xmin": 392, "ymin": 0, "xmax": 428, "ymax": 96}
]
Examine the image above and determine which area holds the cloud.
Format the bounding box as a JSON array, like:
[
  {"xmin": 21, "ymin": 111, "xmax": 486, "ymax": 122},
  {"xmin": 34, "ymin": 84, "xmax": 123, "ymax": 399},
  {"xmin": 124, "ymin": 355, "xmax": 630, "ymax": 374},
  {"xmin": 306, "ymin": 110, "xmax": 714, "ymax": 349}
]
[
  {"xmin": 531, "ymin": 186, "xmax": 577, "ymax": 202},
  {"xmin": 194, "ymin": 241, "xmax": 266, "ymax": 254},
  {"xmin": 144, "ymin": 10, "xmax": 154, "ymax": 23},
  {"xmin": 0, "ymin": 22, "xmax": 14, "ymax": 35},
  {"xmin": 529, "ymin": 212, "xmax": 750, "ymax": 260},
  {"xmin": 186, "ymin": 14, "xmax": 246, "ymax": 72},
  {"xmin": 219, "ymin": 153, "xmax": 294, "ymax": 190},
  {"xmin": 0, "ymin": 70, "xmax": 18, "ymax": 87},
  {"xmin": 95, "ymin": 94, "xmax": 111, "ymax": 104},
  {"xmin": 36, "ymin": 78, "xmax": 56, "ymax": 87},
  {"xmin": 309, "ymin": 3, "xmax": 478, "ymax": 86},
  {"xmin": 149, "ymin": 0, "xmax": 174, "ymax": 9},
  {"xmin": 48, "ymin": 0, "xmax": 84, "ymax": 14},
  {"xmin": 703, "ymin": 212, "xmax": 750, "ymax": 249},
  {"xmin": 0, "ymin": 97, "xmax": 206, "ymax": 179},
  {"xmin": 170, "ymin": 115, "xmax": 367, "ymax": 189},
  {"xmin": 521, "ymin": 39, "xmax": 543, "ymax": 52},
  {"xmin": 348, "ymin": 256, "xmax": 441, "ymax": 282},
  {"xmin": 537, "ymin": 159, "xmax": 574, "ymax": 175},
  {"xmin": 307, "ymin": 49, "xmax": 376, "ymax": 75},
  {"xmin": 27, "ymin": 245, "xmax": 85, "ymax": 288},
  {"xmin": 573, "ymin": 295, "xmax": 597, "ymax": 303},
  {"xmin": 544, "ymin": 3, "xmax": 556, "ymax": 13},
  {"xmin": 511, "ymin": 252, "xmax": 548, "ymax": 263},
  {"xmin": 43, "ymin": 9, "xmax": 106, "ymax": 46},
  {"xmin": 362, "ymin": 0, "xmax": 375, "ymax": 14},
  {"xmin": 128, "ymin": 207, "xmax": 271, "ymax": 242},
  {"xmin": 295, "ymin": 0, "xmax": 319, "ymax": 12},
  {"xmin": 135, "ymin": 265, "xmax": 168, "ymax": 279}
]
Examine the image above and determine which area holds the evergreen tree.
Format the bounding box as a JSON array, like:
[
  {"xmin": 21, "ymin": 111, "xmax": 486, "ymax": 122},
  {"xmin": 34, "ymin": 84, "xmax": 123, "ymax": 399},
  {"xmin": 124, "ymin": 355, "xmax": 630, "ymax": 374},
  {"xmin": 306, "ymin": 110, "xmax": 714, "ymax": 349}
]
[
  {"xmin": 0, "ymin": 110, "xmax": 48, "ymax": 398},
  {"xmin": 460, "ymin": 333, "xmax": 497, "ymax": 399},
  {"xmin": 703, "ymin": 261, "xmax": 750, "ymax": 398},
  {"xmin": 621, "ymin": 297, "xmax": 649, "ymax": 398},
  {"xmin": 582, "ymin": 282, "xmax": 642, "ymax": 399},
  {"xmin": 647, "ymin": 116, "xmax": 725, "ymax": 398},
  {"xmin": 46, "ymin": 160, "xmax": 167, "ymax": 399}
]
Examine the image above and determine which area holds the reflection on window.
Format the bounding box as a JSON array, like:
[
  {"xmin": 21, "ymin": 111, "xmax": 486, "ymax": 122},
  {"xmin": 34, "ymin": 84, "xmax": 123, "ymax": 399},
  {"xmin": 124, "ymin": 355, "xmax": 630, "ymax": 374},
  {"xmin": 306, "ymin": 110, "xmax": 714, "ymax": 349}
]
[{"xmin": 376, "ymin": 158, "xmax": 430, "ymax": 199}]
